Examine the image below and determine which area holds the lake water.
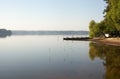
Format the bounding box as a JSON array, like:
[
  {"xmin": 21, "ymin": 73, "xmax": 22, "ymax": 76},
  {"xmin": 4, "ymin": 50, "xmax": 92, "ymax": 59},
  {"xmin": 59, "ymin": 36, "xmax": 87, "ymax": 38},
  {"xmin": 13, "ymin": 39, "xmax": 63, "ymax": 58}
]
[{"xmin": 0, "ymin": 35, "xmax": 119, "ymax": 79}]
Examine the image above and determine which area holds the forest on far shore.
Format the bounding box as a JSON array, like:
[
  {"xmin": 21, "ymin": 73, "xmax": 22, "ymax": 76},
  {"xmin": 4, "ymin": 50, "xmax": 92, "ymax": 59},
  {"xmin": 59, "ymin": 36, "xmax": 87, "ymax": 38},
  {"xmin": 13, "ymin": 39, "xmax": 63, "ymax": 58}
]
[{"xmin": 0, "ymin": 29, "xmax": 12, "ymax": 37}]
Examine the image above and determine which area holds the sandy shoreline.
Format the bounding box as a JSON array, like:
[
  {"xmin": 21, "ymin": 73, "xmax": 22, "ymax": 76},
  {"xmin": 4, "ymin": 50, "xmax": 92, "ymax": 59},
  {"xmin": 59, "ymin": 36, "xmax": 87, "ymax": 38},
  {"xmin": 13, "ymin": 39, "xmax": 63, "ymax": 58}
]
[
  {"xmin": 91, "ymin": 38, "xmax": 120, "ymax": 47},
  {"xmin": 63, "ymin": 37, "xmax": 120, "ymax": 46}
]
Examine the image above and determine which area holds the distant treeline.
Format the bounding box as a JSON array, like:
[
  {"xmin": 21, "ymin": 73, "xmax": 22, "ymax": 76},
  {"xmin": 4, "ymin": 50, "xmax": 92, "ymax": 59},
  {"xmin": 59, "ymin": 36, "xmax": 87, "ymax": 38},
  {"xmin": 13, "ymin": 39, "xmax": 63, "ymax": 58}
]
[
  {"xmin": 89, "ymin": 0, "xmax": 120, "ymax": 38},
  {"xmin": 12, "ymin": 30, "xmax": 89, "ymax": 35},
  {"xmin": 0, "ymin": 29, "xmax": 12, "ymax": 38}
]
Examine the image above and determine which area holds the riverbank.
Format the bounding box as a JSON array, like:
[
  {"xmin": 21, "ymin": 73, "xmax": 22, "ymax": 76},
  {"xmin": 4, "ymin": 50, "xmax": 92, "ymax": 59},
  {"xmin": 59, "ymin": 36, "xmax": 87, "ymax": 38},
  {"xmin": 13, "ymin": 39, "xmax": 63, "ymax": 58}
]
[{"xmin": 91, "ymin": 38, "xmax": 120, "ymax": 47}]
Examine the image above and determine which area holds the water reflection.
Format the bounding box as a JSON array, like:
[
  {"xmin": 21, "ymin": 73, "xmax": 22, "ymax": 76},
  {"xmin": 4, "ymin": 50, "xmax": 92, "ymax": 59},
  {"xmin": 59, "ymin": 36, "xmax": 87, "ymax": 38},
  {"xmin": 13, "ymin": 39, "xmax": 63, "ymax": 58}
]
[
  {"xmin": 89, "ymin": 42, "xmax": 120, "ymax": 79},
  {"xmin": 1, "ymin": 35, "xmax": 119, "ymax": 79}
]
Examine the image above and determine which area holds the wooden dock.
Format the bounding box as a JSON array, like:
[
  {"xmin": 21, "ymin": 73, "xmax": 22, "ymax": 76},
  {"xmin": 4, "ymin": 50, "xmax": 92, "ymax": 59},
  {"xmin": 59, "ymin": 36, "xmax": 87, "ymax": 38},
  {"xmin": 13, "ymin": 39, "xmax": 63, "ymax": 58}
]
[{"xmin": 63, "ymin": 37, "xmax": 90, "ymax": 41}]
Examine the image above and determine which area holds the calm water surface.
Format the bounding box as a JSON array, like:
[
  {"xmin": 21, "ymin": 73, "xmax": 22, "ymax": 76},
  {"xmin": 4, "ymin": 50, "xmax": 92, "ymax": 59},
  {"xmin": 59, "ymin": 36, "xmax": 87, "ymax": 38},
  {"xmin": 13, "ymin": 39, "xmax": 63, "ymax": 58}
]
[{"xmin": 0, "ymin": 35, "xmax": 119, "ymax": 79}]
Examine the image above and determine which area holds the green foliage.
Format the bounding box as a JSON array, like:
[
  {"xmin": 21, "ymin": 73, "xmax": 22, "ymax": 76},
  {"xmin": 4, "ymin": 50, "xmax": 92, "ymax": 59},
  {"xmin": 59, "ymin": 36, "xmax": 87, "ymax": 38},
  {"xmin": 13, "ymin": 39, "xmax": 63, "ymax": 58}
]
[
  {"xmin": 89, "ymin": 20, "xmax": 106, "ymax": 38},
  {"xmin": 89, "ymin": 20, "xmax": 96, "ymax": 38},
  {"xmin": 89, "ymin": 0, "xmax": 120, "ymax": 38},
  {"xmin": 104, "ymin": 0, "xmax": 120, "ymax": 31}
]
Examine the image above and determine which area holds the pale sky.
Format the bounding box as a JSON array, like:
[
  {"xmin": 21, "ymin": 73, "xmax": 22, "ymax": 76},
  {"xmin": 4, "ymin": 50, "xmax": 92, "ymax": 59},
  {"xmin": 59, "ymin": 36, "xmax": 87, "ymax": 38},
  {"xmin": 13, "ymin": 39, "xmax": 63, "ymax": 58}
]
[{"xmin": 0, "ymin": 0, "xmax": 106, "ymax": 31}]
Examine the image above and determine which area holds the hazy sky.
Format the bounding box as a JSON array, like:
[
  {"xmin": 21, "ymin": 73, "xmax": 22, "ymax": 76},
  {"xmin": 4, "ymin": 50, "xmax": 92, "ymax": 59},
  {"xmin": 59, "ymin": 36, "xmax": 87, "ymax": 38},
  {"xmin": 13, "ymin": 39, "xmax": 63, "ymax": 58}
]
[{"xmin": 0, "ymin": 0, "xmax": 106, "ymax": 31}]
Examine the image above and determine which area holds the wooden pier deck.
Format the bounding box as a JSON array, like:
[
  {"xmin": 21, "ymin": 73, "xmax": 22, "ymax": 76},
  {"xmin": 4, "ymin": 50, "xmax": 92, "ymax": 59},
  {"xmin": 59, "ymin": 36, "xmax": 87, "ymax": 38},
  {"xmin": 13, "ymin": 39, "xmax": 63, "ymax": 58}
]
[{"xmin": 63, "ymin": 37, "xmax": 90, "ymax": 41}]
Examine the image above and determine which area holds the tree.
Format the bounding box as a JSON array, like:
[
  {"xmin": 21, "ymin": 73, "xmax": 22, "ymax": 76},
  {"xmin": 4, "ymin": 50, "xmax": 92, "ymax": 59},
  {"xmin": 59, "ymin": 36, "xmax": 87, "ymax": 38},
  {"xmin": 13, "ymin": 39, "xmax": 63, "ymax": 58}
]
[
  {"xmin": 89, "ymin": 0, "xmax": 120, "ymax": 38},
  {"xmin": 104, "ymin": 0, "xmax": 120, "ymax": 31},
  {"xmin": 89, "ymin": 20, "xmax": 106, "ymax": 38},
  {"xmin": 89, "ymin": 20, "xmax": 96, "ymax": 38}
]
